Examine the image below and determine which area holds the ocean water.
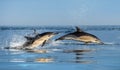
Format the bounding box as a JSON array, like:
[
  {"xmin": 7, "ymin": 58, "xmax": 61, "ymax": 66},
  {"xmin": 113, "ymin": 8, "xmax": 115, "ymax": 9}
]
[{"xmin": 0, "ymin": 25, "xmax": 120, "ymax": 70}]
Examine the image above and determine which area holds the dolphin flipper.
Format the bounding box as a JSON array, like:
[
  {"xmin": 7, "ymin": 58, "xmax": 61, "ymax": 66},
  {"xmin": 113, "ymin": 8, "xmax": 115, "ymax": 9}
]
[{"xmin": 41, "ymin": 40, "xmax": 47, "ymax": 47}]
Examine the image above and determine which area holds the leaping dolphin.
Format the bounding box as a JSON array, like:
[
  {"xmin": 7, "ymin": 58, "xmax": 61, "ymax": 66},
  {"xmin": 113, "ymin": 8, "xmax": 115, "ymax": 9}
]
[
  {"xmin": 55, "ymin": 26, "xmax": 103, "ymax": 44},
  {"xmin": 22, "ymin": 32, "xmax": 58, "ymax": 49},
  {"xmin": 4, "ymin": 30, "xmax": 58, "ymax": 50}
]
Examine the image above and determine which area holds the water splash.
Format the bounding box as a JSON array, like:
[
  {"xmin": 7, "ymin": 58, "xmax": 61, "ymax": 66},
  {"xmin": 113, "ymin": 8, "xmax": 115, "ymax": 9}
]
[{"xmin": 9, "ymin": 35, "xmax": 26, "ymax": 47}]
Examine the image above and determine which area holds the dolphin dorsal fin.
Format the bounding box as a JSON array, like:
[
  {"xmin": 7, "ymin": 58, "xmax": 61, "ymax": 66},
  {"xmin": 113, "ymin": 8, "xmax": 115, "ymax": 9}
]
[{"xmin": 75, "ymin": 26, "xmax": 83, "ymax": 32}]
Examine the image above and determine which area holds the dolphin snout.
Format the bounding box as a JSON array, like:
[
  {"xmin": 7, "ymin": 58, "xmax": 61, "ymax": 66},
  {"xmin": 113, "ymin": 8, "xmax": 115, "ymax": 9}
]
[
  {"xmin": 55, "ymin": 39, "xmax": 59, "ymax": 41},
  {"xmin": 55, "ymin": 37, "xmax": 64, "ymax": 41},
  {"xmin": 55, "ymin": 38, "xmax": 60, "ymax": 41}
]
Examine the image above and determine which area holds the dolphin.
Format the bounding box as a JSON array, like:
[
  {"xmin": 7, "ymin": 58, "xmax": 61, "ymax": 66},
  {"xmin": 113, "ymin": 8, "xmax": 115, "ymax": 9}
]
[
  {"xmin": 22, "ymin": 32, "xmax": 58, "ymax": 49},
  {"xmin": 55, "ymin": 26, "xmax": 103, "ymax": 44},
  {"xmin": 4, "ymin": 30, "xmax": 58, "ymax": 50}
]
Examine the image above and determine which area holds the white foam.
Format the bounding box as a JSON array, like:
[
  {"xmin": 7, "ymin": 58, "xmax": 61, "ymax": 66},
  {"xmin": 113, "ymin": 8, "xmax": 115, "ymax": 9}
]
[
  {"xmin": 104, "ymin": 42, "xmax": 116, "ymax": 45},
  {"xmin": 10, "ymin": 59, "xmax": 26, "ymax": 62},
  {"xmin": 51, "ymin": 40, "xmax": 62, "ymax": 46},
  {"xmin": 9, "ymin": 35, "xmax": 26, "ymax": 47},
  {"xmin": 51, "ymin": 48, "xmax": 62, "ymax": 52}
]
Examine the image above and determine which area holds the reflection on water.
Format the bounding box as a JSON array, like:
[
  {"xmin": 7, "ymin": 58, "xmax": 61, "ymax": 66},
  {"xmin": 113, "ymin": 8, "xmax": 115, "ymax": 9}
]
[
  {"xmin": 62, "ymin": 49, "xmax": 94, "ymax": 64},
  {"xmin": 26, "ymin": 49, "xmax": 50, "ymax": 53},
  {"xmin": 1, "ymin": 47, "xmax": 94, "ymax": 64},
  {"xmin": 10, "ymin": 58, "xmax": 54, "ymax": 63},
  {"xmin": 63, "ymin": 49, "xmax": 93, "ymax": 53},
  {"xmin": 35, "ymin": 58, "xmax": 54, "ymax": 63}
]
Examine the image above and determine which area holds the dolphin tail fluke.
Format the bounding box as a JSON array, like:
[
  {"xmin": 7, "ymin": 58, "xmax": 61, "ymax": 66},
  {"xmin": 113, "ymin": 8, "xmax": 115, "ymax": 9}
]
[{"xmin": 75, "ymin": 26, "xmax": 83, "ymax": 32}]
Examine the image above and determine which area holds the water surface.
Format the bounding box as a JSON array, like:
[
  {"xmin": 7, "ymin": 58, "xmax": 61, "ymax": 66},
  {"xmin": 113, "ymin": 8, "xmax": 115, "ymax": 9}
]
[{"xmin": 0, "ymin": 25, "xmax": 120, "ymax": 70}]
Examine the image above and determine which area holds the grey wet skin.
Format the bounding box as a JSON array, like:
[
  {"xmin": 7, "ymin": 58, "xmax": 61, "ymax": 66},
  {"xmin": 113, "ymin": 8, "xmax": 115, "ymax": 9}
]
[{"xmin": 56, "ymin": 26, "xmax": 103, "ymax": 44}]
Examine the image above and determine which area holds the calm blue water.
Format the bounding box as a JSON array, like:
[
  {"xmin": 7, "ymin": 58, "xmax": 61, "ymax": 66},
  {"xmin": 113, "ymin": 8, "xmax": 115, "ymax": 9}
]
[{"xmin": 0, "ymin": 25, "xmax": 120, "ymax": 70}]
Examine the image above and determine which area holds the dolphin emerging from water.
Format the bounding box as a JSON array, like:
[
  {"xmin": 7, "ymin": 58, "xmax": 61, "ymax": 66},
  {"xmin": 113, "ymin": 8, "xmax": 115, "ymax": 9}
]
[
  {"xmin": 4, "ymin": 30, "xmax": 58, "ymax": 50},
  {"xmin": 55, "ymin": 26, "xmax": 103, "ymax": 44},
  {"xmin": 22, "ymin": 31, "xmax": 58, "ymax": 49}
]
